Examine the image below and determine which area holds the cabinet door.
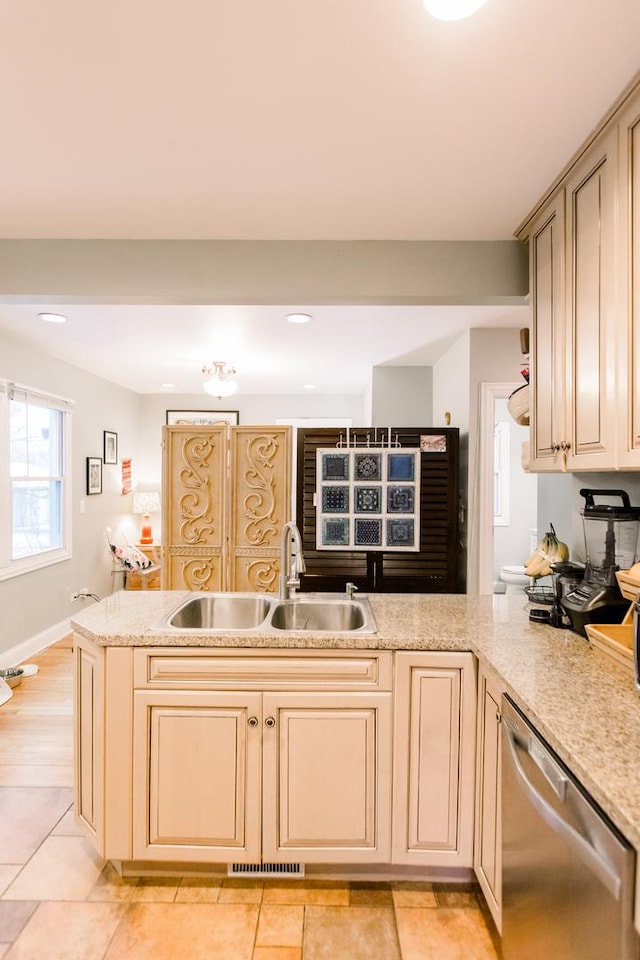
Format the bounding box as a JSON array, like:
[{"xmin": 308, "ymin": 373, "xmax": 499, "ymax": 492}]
[
  {"xmin": 261, "ymin": 692, "xmax": 392, "ymax": 863},
  {"xmin": 528, "ymin": 192, "xmax": 566, "ymax": 470},
  {"xmin": 162, "ymin": 425, "xmax": 227, "ymax": 590},
  {"xmin": 133, "ymin": 690, "xmax": 262, "ymax": 862},
  {"xmin": 228, "ymin": 426, "xmax": 292, "ymax": 593},
  {"xmin": 616, "ymin": 91, "xmax": 640, "ymax": 467},
  {"xmin": 74, "ymin": 636, "xmax": 105, "ymax": 847},
  {"xmin": 564, "ymin": 131, "xmax": 617, "ymax": 469},
  {"xmin": 392, "ymin": 652, "xmax": 476, "ymax": 867},
  {"xmin": 474, "ymin": 666, "xmax": 503, "ymax": 933}
]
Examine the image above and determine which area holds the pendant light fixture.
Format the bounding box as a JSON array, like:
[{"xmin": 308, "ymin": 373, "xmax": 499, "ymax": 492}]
[
  {"xmin": 423, "ymin": 0, "xmax": 488, "ymax": 20},
  {"xmin": 202, "ymin": 361, "xmax": 237, "ymax": 398}
]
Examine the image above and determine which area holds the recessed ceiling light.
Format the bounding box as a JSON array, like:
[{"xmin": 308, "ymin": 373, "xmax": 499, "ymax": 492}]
[
  {"xmin": 286, "ymin": 313, "xmax": 312, "ymax": 324},
  {"xmin": 304, "ymin": 384, "xmax": 317, "ymax": 390},
  {"xmin": 161, "ymin": 383, "xmax": 176, "ymax": 389},
  {"xmin": 39, "ymin": 312, "xmax": 67, "ymax": 324}
]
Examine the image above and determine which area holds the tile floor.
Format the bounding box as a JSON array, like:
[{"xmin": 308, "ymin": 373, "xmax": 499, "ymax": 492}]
[{"xmin": 0, "ymin": 637, "xmax": 501, "ymax": 960}]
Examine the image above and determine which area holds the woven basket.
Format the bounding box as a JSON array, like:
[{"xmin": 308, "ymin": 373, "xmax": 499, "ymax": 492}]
[{"xmin": 507, "ymin": 383, "xmax": 530, "ymax": 426}]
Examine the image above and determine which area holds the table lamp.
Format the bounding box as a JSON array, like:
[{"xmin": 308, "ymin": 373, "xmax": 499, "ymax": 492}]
[{"xmin": 133, "ymin": 491, "xmax": 161, "ymax": 544}]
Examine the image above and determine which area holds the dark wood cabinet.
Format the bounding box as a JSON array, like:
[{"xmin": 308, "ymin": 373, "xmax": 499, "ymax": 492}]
[{"xmin": 296, "ymin": 427, "xmax": 460, "ymax": 594}]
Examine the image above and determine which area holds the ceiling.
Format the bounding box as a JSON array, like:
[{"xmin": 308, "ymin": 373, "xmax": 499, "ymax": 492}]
[{"xmin": 0, "ymin": 0, "xmax": 638, "ymax": 394}]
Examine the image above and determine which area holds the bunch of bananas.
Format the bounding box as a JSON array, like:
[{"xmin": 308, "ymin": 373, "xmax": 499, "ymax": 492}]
[{"xmin": 524, "ymin": 524, "xmax": 569, "ymax": 579}]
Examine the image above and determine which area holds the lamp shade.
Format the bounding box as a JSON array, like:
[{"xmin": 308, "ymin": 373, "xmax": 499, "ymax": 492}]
[
  {"xmin": 133, "ymin": 492, "xmax": 161, "ymax": 515},
  {"xmin": 133, "ymin": 491, "xmax": 161, "ymax": 545},
  {"xmin": 203, "ymin": 378, "xmax": 237, "ymax": 398}
]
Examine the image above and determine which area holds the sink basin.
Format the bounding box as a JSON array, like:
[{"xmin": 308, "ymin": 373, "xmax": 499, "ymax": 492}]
[
  {"xmin": 268, "ymin": 597, "xmax": 375, "ymax": 633},
  {"xmin": 155, "ymin": 591, "xmax": 376, "ymax": 635},
  {"xmin": 167, "ymin": 594, "xmax": 272, "ymax": 630}
]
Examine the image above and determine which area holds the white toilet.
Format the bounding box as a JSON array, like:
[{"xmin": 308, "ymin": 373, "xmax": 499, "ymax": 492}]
[
  {"xmin": 498, "ymin": 530, "xmax": 537, "ymax": 595},
  {"xmin": 499, "ymin": 564, "xmax": 531, "ymax": 595}
]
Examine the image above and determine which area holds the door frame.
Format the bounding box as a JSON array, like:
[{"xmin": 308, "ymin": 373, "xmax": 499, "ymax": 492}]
[{"xmin": 477, "ymin": 382, "xmax": 521, "ymax": 595}]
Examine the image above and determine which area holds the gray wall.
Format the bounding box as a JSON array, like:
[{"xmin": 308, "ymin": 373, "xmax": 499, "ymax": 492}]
[
  {"xmin": 371, "ymin": 366, "xmax": 433, "ymax": 427},
  {"xmin": 0, "ymin": 329, "xmax": 142, "ymax": 657},
  {"xmin": 0, "ymin": 239, "xmax": 528, "ymax": 305}
]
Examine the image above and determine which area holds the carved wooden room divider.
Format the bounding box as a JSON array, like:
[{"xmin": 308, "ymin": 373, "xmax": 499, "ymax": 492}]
[{"xmin": 161, "ymin": 424, "xmax": 292, "ymax": 592}]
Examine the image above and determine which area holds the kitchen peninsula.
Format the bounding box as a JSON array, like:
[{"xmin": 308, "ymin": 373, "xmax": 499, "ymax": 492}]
[{"xmin": 71, "ymin": 590, "xmax": 640, "ymax": 931}]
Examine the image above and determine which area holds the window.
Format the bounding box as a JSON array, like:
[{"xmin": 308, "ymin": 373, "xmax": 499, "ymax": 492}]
[{"xmin": 0, "ymin": 381, "xmax": 73, "ymax": 579}]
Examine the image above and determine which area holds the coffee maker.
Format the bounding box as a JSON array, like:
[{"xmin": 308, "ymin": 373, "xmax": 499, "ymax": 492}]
[{"xmin": 560, "ymin": 489, "xmax": 640, "ymax": 636}]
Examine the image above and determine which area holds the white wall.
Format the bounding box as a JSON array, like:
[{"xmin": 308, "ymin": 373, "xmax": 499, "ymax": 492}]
[
  {"xmin": 137, "ymin": 391, "xmax": 366, "ymax": 500},
  {"xmin": 0, "ymin": 328, "xmax": 142, "ymax": 657}
]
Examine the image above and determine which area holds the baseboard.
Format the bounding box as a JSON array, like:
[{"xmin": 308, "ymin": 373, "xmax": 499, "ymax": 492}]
[{"xmin": 0, "ymin": 617, "xmax": 72, "ymax": 669}]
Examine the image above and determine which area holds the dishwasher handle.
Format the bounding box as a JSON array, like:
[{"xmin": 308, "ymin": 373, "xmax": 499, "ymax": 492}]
[{"xmin": 503, "ymin": 716, "xmax": 623, "ymax": 900}]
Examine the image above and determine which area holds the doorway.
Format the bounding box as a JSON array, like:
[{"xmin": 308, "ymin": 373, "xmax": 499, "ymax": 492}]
[{"xmin": 477, "ymin": 383, "xmax": 537, "ymax": 595}]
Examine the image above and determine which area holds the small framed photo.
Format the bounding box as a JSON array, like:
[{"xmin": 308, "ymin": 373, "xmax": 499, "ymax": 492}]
[
  {"xmin": 86, "ymin": 457, "xmax": 102, "ymax": 495},
  {"xmin": 166, "ymin": 409, "xmax": 239, "ymax": 426},
  {"xmin": 103, "ymin": 430, "xmax": 118, "ymax": 464}
]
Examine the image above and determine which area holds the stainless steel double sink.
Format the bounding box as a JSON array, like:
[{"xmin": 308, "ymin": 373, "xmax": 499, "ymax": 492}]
[{"xmin": 156, "ymin": 591, "xmax": 377, "ymax": 635}]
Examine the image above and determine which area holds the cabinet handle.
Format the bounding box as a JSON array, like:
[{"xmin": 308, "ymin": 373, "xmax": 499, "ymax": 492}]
[
  {"xmin": 496, "ymin": 711, "xmax": 502, "ymax": 724},
  {"xmin": 265, "ymin": 716, "xmax": 276, "ymax": 728},
  {"xmin": 560, "ymin": 440, "xmax": 571, "ymax": 452},
  {"xmin": 248, "ymin": 716, "xmax": 259, "ymax": 727}
]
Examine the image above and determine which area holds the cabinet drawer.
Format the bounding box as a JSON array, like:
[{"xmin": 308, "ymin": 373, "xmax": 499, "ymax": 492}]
[{"xmin": 133, "ymin": 648, "xmax": 393, "ymax": 691}]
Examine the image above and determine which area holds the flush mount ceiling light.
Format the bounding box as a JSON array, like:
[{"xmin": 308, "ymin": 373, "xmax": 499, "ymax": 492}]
[
  {"xmin": 423, "ymin": 0, "xmax": 488, "ymax": 20},
  {"xmin": 38, "ymin": 312, "xmax": 67, "ymax": 323},
  {"xmin": 202, "ymin": 361, "xmax": 237, "ymax": 398},
  {"xmin": 286, "ymin": 313, "xmax": 312, "ymax": 324}
]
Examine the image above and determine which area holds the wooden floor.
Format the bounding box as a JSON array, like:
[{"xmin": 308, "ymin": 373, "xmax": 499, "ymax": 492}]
[{"xmin": 0, "ymin": 638, "xmax": 500, "ymax": 960}]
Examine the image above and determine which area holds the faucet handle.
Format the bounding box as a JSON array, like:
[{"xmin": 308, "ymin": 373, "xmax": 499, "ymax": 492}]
[{"xmin": 346, "ymin": 582, "xmax": 358, "ymax": 600}]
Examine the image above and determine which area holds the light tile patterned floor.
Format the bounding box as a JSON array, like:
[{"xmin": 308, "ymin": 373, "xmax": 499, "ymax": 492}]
[{"xmin": 0, "ymin": 638, "xmax": 501, "ymax": 960}]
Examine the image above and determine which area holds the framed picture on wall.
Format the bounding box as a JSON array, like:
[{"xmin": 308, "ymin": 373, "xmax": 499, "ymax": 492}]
[
  {"xmin": 103, "ymin": 430, "xmax": 118, "ymax": 464},
  {"xmin": 166, "ymin": 410, "xmax": 239, "ymax": 426},
  {"xmin": 86, "ymin": 457, "xmax": 102, "ymax": 495}
]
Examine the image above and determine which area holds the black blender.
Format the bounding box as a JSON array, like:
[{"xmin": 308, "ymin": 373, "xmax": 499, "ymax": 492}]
[{"xmin": 560, "ymin": 489, "xmax": 640, "ymax": 636}]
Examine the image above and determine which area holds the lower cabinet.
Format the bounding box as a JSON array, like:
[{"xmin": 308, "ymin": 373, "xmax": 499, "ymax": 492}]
[
  {"xmin": 473, "ymin": 664, "xmax": 503, "ymax": 931},
  {"xmin": 392, "ymin": 651, "xmax": 477, "ymax": 868},
  {"xmin": 132, "ymin": 687, "xmax": 392, "ymax": 864},
  {"xmin": 73, "ymin": 640, "xmax": 479, "ymax": 874}
]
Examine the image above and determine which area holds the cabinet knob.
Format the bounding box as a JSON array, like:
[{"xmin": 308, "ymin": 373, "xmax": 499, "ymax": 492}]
[
  {"xmin": 560, "ymin": 440, "xmax": 571, "ymax": 451},
  {"xmin": 551, "ymin": 442, "xmax": 561, "ymax": 453},
  {"xmin": 248, "ymin": 716, "xmax": 259, "ymax": 727},
  {"xmin": 265, "ymin": 716, "xmax": 276, "ymax": 728}
]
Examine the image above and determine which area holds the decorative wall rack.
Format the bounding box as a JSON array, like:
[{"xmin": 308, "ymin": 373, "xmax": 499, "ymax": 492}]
[{"xmin": 315, "ymin": 431, "xmax": 421, "ymax": 551}]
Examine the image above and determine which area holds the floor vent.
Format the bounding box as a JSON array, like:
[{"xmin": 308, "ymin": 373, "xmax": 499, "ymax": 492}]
[{"xmin": 227, "ymin": 862, "xmax": 305, "ymax": 878}]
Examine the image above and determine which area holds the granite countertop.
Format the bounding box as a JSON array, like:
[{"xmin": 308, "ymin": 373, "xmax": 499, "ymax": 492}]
[{"xmin": 71, "ymin": 590, "xmax": 640, "ymax": 851}]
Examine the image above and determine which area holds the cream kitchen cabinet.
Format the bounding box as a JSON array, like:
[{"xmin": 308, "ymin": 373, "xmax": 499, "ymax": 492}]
[
  {"xmin": 563, "ymin": 129, "xmax": 618, "ymax": 470},
  {"xmin": 473, "ymin": 664, "xmax": 503, "ymax": 932},
  {"xmin": 616, "ymin": 87, "xmax": 640, "ymax": 468},
  {"xmin": 527, "ymin": 192, "xmax": 566, "ymax": 470},
  {"xmin": 392, "ymin": 651, "xmax": 476, "ymax": 868},
  {"xmin": 133, "ymin": 687, "xmax": 393, "ymax": 864},
  {"xmin": 75, "ymin": 641, "xmax": 394, "ymax": 867},
  {"xmin": 521, "ymin": 130, "xmax": 617, "ymax": 472}
]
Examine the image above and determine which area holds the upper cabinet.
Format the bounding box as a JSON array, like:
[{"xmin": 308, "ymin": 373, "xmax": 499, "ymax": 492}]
[
  {"xmin": 517, "ymin": 73, "xmax": 640, "ymax": 472},
  {"xmin": 528, "ymin": 192, "xmax": 566, "ymax": 470},
  {"xmin": 617, "ymin": 89, "xmax": 640, "ymax": 467},
  {"xmin": 564, "ymin": 130, "xmax": 617, "ymax": 470}
]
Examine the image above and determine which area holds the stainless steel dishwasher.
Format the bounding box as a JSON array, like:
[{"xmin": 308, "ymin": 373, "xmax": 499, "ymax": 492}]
[{"xmin": 501, "ymin": 694, "xmax": 639, "ymax": 960}]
